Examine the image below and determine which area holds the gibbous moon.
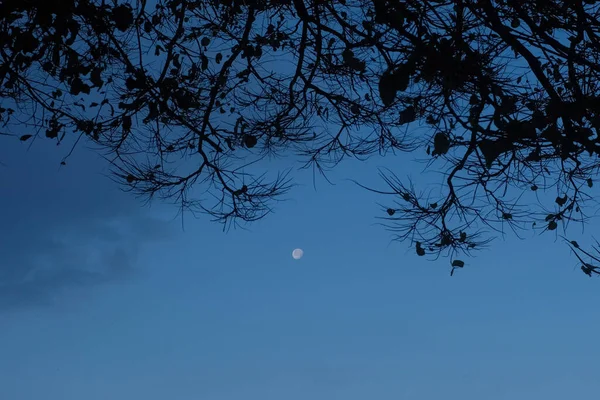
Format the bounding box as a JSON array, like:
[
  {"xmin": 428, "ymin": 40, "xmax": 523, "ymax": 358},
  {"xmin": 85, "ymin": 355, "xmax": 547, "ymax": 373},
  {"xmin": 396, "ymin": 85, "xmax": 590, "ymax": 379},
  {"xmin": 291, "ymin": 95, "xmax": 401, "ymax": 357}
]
[{"xmin": 292, "ymin": 248, "xmax": 304, "ymax": 260}]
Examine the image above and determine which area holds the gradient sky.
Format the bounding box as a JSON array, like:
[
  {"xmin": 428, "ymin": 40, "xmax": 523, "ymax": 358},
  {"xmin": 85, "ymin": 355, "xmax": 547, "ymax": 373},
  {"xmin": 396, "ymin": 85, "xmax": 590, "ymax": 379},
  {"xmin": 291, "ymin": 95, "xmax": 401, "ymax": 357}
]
[{"xmin": 1, "ymin": 129, "xmax": 600, "ymax": 400}]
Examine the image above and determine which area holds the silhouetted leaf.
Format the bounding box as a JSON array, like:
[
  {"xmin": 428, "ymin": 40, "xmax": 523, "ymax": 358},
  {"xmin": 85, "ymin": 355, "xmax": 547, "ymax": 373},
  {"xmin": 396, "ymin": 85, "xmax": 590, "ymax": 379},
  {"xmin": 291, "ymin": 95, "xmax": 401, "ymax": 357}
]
[
  {"xmin": 243, "ymin": 134, "xmax": 258, "ymax": 148},
  {"xmin": 69, "ymin": 78, "xmax": 89, "ymax": 96},
  {"xmin": 16, "ymin": 31, "xmax": 39, "ymax": 53},
  {"xmin": 112, "ymin": 4, "xmax": 134, "ymax": 32},
  {"xmin": 399, "ymin": 106, "xmax": 416, "ymax": 125},
  {"xmin": 390, "ymin": 65, "xmax": 410, "ymax": 92},
  {"xmin": 46, "ymin": 128, "xmax": 58, "ymax": 139},
  {"xmin": 555, "ymin": 195, "xmax": 568, "ymax": 207},
  {"xmin": 432, "ymin": 132, "xmax": 450, "ymax": 156},
  {"xmin": 19, "ymin": 134, "xmax": 33, "ymax": 141},
  {"xmin": 90, "ymin": 68, "xmax": 103, "ymax": 88},
  {"xmin": 416, "ymin": 242, "xmax": 425, "ymax": 256},
  {"xmin": 378, "ymin": 72, "xmax": 396, "ymax": 107},
  {"xmin": 122, "ymin": 115, "xmax": 132, "ymax": 132},
  {"xmin": 451, "ymin": 260, "xmax": 465, "ymax": 268}
]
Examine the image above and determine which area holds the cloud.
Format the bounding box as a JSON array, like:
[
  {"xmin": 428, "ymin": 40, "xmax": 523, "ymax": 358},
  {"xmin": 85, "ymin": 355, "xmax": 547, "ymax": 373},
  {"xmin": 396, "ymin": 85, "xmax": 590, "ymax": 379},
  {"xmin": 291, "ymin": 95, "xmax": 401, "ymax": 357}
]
[
  {"xmin": 0, "ymin": 140, "xmax": 176, "ymax": 310},
  {"xmin": 0, "ymin": 215, "xmax": 161, "ymax": 310}
]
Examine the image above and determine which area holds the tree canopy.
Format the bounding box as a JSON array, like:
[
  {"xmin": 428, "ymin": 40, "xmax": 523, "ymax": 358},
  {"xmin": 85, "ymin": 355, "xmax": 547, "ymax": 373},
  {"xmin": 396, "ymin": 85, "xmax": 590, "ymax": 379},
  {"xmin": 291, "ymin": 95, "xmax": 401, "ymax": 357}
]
[{"xmin": 3, "ymin": 0, "xmax": 600, "ymax": 275}]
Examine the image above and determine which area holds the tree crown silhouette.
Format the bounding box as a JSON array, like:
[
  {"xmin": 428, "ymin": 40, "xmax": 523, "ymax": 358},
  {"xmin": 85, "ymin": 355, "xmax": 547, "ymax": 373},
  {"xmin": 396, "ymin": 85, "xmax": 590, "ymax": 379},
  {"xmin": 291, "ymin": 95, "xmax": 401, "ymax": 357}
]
[{"xmin": 3, "ymin": 0, "xmax": 600, "ymax": 274}]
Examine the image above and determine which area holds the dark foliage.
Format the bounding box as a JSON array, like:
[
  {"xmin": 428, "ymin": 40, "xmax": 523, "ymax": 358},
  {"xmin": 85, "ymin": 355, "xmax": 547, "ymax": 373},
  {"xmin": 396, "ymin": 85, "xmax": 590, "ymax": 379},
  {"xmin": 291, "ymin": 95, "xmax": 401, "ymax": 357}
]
[{"xmin": 3, "ymin": 0, "xmax": 600, "ymax": 274}]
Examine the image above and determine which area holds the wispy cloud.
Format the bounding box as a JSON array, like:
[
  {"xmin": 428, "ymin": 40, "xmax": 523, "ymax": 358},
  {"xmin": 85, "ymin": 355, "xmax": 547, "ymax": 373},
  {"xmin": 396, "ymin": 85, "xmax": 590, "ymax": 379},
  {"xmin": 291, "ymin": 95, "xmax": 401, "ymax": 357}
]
[{"xmin": 0, "ymin": 141, "xmax": 175, "ymax": 310}]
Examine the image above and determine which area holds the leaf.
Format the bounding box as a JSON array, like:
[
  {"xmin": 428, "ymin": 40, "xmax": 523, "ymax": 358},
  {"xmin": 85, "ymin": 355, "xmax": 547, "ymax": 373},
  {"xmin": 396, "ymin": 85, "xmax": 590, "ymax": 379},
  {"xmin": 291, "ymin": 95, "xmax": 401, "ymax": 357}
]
[
  {"xmin": 555, "ymin": 195, "xmax": 568, "ymax": 207},
  {"xmin": 581, "ymin": 265, "xmax": 593, "ymax": 277},
  {"xmin": 173, "ymin": 54, "xmax": 181, "ymax": 73},
  {"xmin": 386, "ymin": 208, "xmax": 395, "ymax": 216},
  {"xmin": 122, "ymin": 115, "xmax": 132, "ymax": 132},
  {"xmin": 46, "ymin": 128, "xmax": 58, "ymax": 139},
  {"xmin": 390, "ymin": 65, "xmax": 410, "ymax": 91},
  {"xmin": 90, "ymin": 68, "xmax": 103, "ymax": 88},
  {"xmin": 416, "ymin": 242, "xmax": 425, "ymax": 256},
  {"xmin": 378, "ymin": 72, "xmax": 396, "ymax": 107},
  {"xmin": 243, "ymin": 134, "xmax": 258, "ymax": 148},
  {"xmin": 570, "ymin": 240, "xmax": 580, "ymax": 248},
  {"xmin": 125, "ymin": 77, "xmax": 137, "ymax": 90},
  {"xmin": 112, "ymin": 4, "xmax": 134, "ymax": 32},
  {"xmin": 19, "ymin": 134, "xmax": 33, "ymax": 141},
  {"xmin": 70, "ymin": 78, "xmax": 85, "ymax": 96},
  {"xmin": 42, "ymin": 61, "xmax": 53, "ymax": 72},
  {"xmin": 548, "ymin": 220, "xmax": 558, "ymax": 231},
  {"xmin": 399, "ymin": 106, "xmax": 416, "ymax": 125},
  {"xmin": 17, "ymin": 31, "xmax": 39, "ymax": 54},
  {"xmin": 432, "ymin": 132, "xmax": 450, "ymax": 156},
  {"xmin": 451, "ymin": 260, "xmax": 465, "ymax": 268},
  {"xmin": 587, "ymin": 178, "xmax": 593, "ymax": 188},
  {"xmin": 479, "ymin": 138, "xmax": 512, "ymax": 168},
  {"xmin": 341, "ymin": 48, "xmax": 355, "ymax": 64}
]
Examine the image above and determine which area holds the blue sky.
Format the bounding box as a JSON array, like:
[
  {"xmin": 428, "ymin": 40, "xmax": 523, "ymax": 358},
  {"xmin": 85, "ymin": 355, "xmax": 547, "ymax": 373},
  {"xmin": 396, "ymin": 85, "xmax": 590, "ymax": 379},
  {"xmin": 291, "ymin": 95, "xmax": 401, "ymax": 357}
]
[
  {"xmin": 1, "ymin": 132, "xmax": 600, "ymax": 400},
  {"xmin": 3, "ymin": 2, "xmax": 600, "ymax": 398}
]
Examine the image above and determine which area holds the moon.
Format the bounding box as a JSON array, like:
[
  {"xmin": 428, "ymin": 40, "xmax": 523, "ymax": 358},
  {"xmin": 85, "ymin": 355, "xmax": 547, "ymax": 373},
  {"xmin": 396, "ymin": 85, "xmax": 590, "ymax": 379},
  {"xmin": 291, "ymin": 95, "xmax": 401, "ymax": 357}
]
[{"xmin": 292, "ymin": 248, "xmax": 304, "ymax": 260}]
